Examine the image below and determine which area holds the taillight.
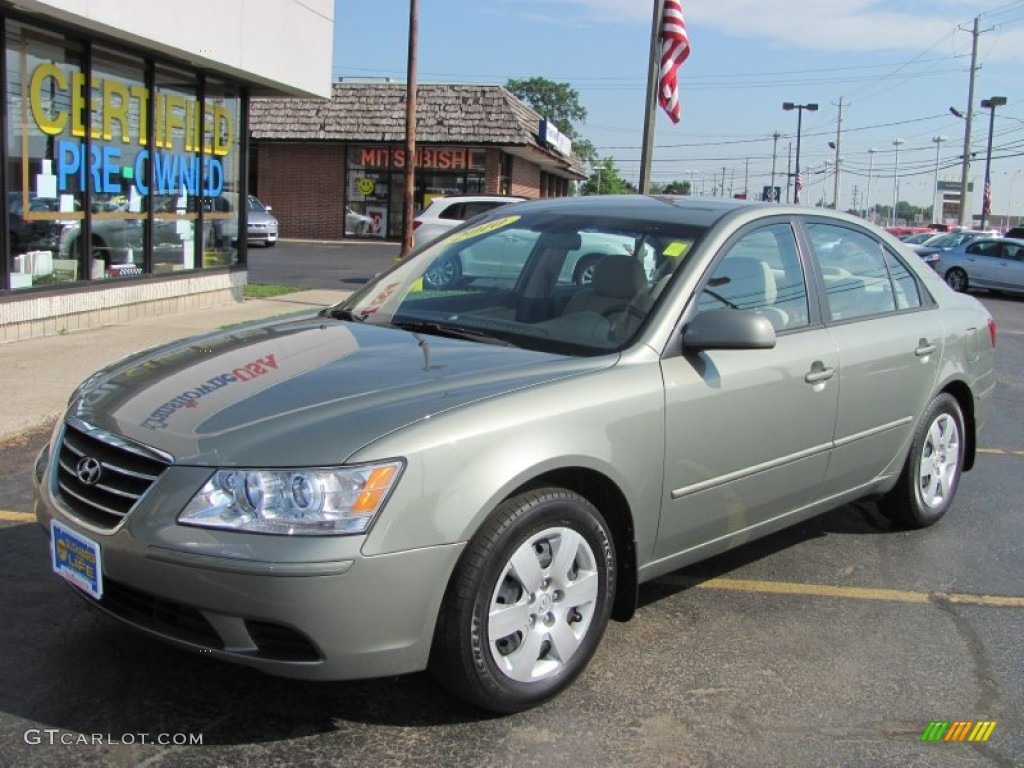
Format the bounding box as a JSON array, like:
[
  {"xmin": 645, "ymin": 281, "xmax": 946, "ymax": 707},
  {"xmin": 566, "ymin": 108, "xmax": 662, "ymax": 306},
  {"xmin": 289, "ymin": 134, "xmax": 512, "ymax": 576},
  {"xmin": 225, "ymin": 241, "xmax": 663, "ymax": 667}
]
[
  {"xmin": 987, "ymin": 317, "xmax": 997, "ymax": 348},
  {"xmin": 412, "ymin": 220, "xmax": 422, "ymax": 230}
]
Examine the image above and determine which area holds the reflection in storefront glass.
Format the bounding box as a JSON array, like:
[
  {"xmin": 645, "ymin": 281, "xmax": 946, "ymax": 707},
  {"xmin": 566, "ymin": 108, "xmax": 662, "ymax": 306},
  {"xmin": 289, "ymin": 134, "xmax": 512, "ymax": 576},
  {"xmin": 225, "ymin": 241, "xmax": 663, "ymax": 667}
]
[
  {"xmin": 202, "ymin": 79, "xmax": 240, "ymax": 266},
  {"xmin": 85, "ymin": 47, "xmax": 146, "ymax": 280},
  {"xmin": 151, "ymin": 64, "xmax": 199, "ymax": 273},
  {"xmin": 5, "ymin": 22, "xmax": 84, "ymax": 289}
]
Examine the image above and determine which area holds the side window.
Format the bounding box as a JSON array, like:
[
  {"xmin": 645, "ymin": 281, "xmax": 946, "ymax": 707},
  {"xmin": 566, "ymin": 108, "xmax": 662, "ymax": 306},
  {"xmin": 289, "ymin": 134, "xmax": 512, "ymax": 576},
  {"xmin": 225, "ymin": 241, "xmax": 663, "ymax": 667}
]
[
  {"xmin": 462, "ymin": 201, "xmax": 504, "ymax": 218},
  {"xmin": 884, "ymin": 250, "xmax": 922, "ymax": 309},
  {"xmin": 439, "ymin": 203, "xmax": 464, "ymax": 221},
  {"xmin": 807, "ymin": 223, "xmax": 896, "ymax": 321},
  {"xmin": 698, "ymin": 223, "xmax": 808, "ymax": 331},
  {"xmin": 966, "ymin": 241, "xmax": 1000, "ymax": 256}
]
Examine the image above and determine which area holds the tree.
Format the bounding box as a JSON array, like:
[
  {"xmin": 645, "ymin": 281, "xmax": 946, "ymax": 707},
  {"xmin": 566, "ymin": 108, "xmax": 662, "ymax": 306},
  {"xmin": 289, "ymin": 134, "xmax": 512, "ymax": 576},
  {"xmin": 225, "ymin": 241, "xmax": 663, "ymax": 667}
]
[
  {"xmin": 506, "ymin": 77, "xmax": 597, "ymax": 166},
  {"xmin": 580, "ymin": 157, "xmax": 630, "ymax": 195},
  {"xmin": 650, "ymin": 180, "xmax": 692, "ymax": 195}
]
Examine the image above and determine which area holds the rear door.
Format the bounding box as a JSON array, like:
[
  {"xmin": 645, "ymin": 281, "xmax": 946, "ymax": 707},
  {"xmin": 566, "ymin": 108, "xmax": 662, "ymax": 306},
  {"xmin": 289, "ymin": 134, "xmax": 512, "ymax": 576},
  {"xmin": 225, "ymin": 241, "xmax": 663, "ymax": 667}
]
[{"xmin": 801, "ymin": 219, "xmax": 942, "ymax": 495}]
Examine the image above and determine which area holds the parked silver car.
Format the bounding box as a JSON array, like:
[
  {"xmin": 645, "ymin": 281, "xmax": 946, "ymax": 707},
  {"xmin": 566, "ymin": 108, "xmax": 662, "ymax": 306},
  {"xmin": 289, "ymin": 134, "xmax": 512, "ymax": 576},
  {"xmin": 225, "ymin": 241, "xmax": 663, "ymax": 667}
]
[
  {"xmin": 246, "ymin": 195, "xmax": 278, "ymax": 247},
  {"xmin": 35, "ymin": 196, "xmax": 996, "ymax": 713},
  {"xmin": 928, "ymin": 236, "xmax": 1024, "ymax": 295}
]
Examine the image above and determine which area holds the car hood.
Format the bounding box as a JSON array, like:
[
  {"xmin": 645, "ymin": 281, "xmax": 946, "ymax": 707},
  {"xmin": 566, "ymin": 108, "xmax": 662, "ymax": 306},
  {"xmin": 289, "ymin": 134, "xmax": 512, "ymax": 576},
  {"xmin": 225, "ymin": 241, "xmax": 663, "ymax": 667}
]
[{"xmin": 68, "ymin": 316, "xmax": 612, "ymax": 466}]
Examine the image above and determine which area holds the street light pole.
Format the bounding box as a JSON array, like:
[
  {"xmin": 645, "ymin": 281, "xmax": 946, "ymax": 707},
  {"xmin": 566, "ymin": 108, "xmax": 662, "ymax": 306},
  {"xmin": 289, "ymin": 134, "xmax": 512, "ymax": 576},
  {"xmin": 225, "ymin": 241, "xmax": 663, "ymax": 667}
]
[
  {"xmin": 931, "ymin": 135, "xmax": 948, "ymax": 225},
  {"xmin": 783, "ymin": 102, "xmax": 818, "ymax": 204},
  {"xmin": 980, "ymin": 96, "xmax": 1007, "ymax": 230},
  {"xmin": 891, "ymin": 138, "xmax": 905, "ymax": 226},
  {"xmin": 866, "ymin": 148, "xmax": 877, "ymax": 222}
]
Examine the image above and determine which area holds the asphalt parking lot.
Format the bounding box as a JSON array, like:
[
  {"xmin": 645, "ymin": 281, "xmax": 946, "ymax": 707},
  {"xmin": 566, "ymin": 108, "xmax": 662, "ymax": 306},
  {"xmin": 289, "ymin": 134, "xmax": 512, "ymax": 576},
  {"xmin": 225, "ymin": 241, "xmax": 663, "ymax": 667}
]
[{"xmin": 1, "ymin": 278, "xmax": 1021, "ymax": 767}]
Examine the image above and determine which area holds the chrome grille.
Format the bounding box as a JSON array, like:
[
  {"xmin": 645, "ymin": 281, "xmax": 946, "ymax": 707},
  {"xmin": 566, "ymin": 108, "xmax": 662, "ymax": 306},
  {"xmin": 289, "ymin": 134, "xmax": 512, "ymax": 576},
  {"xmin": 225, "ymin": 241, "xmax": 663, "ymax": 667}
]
[{"xmin": 55, "ymin": 423, "xmax": 169, "ymax": 531}]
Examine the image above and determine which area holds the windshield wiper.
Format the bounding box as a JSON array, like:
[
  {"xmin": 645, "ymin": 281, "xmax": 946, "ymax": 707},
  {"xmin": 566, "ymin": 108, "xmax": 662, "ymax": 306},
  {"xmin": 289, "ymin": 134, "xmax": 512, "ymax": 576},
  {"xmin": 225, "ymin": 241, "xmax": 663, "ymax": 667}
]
[
  {"xmin": 388, "ymin": 319, "xmax": 518, "ymax": 346},
  {"xmin": 320, "ymin": 307, "xmax": 366, "ymax": 322}
]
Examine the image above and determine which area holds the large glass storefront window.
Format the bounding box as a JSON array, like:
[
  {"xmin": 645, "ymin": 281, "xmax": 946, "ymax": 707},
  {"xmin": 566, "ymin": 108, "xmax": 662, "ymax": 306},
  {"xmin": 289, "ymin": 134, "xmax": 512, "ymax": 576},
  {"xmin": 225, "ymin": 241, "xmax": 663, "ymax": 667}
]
[
  {"xmin": 84, "ymin": 46, "xmax": 146, "ymax": 279},
  {"xmin": 2, "ymin": 19, "xmax": 246, "ymax": 293},
  {"xmin": 5, "ymin": 22, "xmax": 83, "ymax": 289},
  {"xmin": 202, "ymin": 79, "xmax": 241, "ymax": 266},
  {"xmin": 345, "ymin": 145, "xmax": 487, "ymax": 239},
  {"xmin": 151, "ymin": 64, "xmax": 198, "ymax": 273}
]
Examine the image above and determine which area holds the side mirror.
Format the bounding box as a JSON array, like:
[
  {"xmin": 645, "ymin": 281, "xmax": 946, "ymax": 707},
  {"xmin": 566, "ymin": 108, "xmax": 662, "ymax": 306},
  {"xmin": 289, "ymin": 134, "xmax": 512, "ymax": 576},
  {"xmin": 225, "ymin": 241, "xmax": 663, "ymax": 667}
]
[{"xmin": 682, "ymin": 309, "xmax": 776, "ymax": 351}]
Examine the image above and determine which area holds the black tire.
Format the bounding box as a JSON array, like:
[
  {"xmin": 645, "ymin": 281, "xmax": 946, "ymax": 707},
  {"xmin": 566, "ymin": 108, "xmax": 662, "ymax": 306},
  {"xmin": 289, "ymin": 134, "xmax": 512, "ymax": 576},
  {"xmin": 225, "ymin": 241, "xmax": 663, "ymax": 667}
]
[
  {"xmin": 265, "ymin": 240, "xmax": 276, "ymax": 248},
  {"xmin": 945, "ymin": 267, "xmax": 968, "ymax": 293},
  {"xmin": 423, "ymin": 254, "xmax": 462, "ymax": 289},
  {"xmin": 879, "ymin": 393, "xmax": 965, "ymax": 528},
  {"xmin": 430, "ymin": 488, "xmax": 615, "ymax": 713}
]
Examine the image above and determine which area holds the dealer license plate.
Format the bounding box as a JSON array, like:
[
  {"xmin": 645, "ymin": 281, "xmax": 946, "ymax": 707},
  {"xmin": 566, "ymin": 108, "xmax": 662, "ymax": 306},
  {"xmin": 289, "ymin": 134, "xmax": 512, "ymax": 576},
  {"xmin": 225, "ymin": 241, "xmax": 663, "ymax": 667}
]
[{"xmin": 51, "ymin": 520, "xmax": 104, "ymax": 599}]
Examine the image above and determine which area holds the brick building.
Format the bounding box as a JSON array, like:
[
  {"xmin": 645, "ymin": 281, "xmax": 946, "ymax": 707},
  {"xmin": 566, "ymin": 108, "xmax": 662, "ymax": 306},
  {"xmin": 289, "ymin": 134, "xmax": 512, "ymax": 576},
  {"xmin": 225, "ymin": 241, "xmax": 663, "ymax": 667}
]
[
  {"xmin": 249, "ymin": 82, "xmax": 588, "ymax": 241},
  {"xmin": 1, "ymin": 0, "xmax": 333, "ymax": 342}
]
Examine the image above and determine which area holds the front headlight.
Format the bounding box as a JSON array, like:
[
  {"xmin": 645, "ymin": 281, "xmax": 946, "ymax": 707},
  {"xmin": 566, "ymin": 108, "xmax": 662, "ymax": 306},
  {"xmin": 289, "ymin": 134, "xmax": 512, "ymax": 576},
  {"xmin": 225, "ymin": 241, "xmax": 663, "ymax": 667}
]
[{"xmin": 178, "ymin": 461, "xmax": 403, "ymax": 535}]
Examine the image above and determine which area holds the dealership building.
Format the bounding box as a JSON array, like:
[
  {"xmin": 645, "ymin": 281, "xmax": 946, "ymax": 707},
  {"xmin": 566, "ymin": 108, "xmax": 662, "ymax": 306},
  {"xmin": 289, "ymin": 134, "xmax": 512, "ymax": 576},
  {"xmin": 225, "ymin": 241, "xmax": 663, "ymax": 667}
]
[
  {"xmin": 249, "ymin": 81, "xmax": 588, "ymax": 241},
  {"xmin": 1, "ymin": 0, "xmax": 333, "ymax": 342}
]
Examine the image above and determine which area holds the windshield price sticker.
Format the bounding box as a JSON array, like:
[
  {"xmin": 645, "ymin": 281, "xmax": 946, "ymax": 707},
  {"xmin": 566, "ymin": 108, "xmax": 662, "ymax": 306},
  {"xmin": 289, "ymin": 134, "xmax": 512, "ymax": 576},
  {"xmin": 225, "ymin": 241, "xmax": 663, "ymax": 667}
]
[
  {"xmin": 444, "ymin": 215, "xmax": 521, "ymax": 245},
  {"xmin": 51, "ymin": 520, "xmax": 104, "ymax": 599}
]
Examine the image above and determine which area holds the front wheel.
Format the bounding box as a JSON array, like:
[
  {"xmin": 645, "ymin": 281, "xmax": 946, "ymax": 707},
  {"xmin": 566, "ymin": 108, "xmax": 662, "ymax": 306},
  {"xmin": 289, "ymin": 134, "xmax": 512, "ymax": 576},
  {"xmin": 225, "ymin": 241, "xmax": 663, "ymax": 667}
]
[
  {"xmin": 879, "ymin": 392, "xmax": 965, "ymax": 528},
  {"xmin": 945, "ymin": 267, "xmax": 968, "ymax": 292},
  {"xmin": 430, "ymin": 488, "xmax": 615, "ymax": 713}
]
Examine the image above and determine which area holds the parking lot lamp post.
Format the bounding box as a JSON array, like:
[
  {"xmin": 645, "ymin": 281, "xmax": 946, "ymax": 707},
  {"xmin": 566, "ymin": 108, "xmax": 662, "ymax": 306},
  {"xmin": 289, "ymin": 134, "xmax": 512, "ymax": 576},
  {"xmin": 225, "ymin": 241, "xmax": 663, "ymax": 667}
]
[
  {"xmin": 931, "ymin": 135, "xmax": 948, "ymax": 224},
  {"xmin": 783, "ymin": 102, "xmax": 817, "ymax": 203},
  {"xmin": 980, "ymin": 97, "xmax": 1007, "ymax": 230},
  {"xmin": 892, "ymin": 138, "xmax": 905, "ymax": 226}
]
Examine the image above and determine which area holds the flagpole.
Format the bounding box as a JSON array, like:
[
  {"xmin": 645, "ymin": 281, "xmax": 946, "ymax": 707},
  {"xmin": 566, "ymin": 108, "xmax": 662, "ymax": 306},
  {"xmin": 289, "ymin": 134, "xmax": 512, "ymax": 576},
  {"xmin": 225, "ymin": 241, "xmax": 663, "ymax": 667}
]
[{"xmin": 639, "ymin": 0, "xmax": 665, "ymax": 194}]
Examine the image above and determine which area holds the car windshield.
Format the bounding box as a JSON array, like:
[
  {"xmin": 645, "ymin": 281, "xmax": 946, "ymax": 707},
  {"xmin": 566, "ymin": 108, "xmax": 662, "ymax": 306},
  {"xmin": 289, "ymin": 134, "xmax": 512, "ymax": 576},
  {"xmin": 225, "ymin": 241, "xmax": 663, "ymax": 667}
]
[
  {"xmin": 248, "ymin": 196, "xmax": 268, "ymax": 213},
  {"xmin": 328, "ymin": 209, "xmax": 703, "ymax": 355}
]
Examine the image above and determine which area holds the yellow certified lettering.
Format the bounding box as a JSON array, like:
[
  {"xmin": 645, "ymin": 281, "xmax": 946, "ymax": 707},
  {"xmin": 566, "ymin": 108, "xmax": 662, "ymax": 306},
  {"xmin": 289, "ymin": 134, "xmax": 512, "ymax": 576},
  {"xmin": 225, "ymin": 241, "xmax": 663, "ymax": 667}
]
[
  {"xmin": 444, "ymin": 215, "xmax": 521, "ymax": 245},
  {"xmin": 29, "ymin": 63, "xmax": 68, "ymax": 135},
  {"xmin": 102, "ymin": 79, "xmax": 131, "ymax": 142}
]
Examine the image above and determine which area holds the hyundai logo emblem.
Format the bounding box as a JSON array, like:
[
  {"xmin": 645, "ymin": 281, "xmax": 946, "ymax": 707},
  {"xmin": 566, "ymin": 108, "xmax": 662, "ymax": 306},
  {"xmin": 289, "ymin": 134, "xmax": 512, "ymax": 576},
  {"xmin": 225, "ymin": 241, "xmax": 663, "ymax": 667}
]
[{"xmin": 76, "ymin": 456, "xmax": 102, "ymax": 486}]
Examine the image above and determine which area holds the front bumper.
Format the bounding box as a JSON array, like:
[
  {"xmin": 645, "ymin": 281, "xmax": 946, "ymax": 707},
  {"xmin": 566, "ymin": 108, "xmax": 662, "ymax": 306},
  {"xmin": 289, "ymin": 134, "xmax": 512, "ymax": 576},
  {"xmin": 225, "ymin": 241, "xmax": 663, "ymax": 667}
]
[{"xmin": 34, "ymin": 441, "xmax": 463, "ymax": 681}]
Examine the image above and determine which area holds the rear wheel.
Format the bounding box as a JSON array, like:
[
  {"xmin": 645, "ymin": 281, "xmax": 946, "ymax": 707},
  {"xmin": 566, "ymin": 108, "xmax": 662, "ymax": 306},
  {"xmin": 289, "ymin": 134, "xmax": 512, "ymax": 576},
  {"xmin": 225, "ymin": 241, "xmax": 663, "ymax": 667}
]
[
  {"xmin": 423, "ymin": 254, "xmax": 462, "ymax": 289},
  {"xmin": 945, "ymin": 267, "xmax": 968, "ymax": 292},
  {"xmin": 430, "ymin": 488, "xmax": 615, "ymax": 713},
  {"xmin": 879, "ymin": 393, "xmax": 964, "ymax": 528}
]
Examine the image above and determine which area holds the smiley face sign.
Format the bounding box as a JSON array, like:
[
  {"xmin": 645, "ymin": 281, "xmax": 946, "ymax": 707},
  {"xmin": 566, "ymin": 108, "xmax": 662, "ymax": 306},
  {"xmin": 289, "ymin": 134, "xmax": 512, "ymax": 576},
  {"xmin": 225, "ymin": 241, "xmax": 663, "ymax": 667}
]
[{"xmin": 356, "ymin": 178, "xmax": 375, "ymax": 197}]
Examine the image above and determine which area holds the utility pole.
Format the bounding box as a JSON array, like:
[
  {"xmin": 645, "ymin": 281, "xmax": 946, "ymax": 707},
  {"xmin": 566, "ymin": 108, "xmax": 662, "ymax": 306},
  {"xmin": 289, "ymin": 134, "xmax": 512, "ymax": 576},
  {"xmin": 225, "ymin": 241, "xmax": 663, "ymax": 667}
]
[
  {"xmin": 832, "ymin": 97, "xmax": 844, "ymax": 210},
  {"xmin": 786, "ymin": 142, "xmax": 792, "ymax": 203},
  {"xmin": 770, "ymin": 131, "xmax": 780, "ymax": 202},
  {"xmin": 958, "ymin": 16, "xmax": 981, "ymax": 228},
  {"xmin": 743, "ymin": 157, "xmax": 749, "ymax": 199},
  {"xmin": 399, "ymin": 0, "xmax": 419, "ymax": 259}
]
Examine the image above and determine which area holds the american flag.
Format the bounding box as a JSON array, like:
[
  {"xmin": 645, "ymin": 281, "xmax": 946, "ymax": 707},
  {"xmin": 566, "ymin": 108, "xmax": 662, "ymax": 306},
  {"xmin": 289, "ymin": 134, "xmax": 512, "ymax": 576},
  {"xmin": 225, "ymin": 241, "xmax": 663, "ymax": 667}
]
[
  {"xmin": 658, "ymin": 0, "xmax": 691, "ymax": 124},
  {"xmin": 983, "ymin": 173, "xmax": 992, "ymax": 218}
]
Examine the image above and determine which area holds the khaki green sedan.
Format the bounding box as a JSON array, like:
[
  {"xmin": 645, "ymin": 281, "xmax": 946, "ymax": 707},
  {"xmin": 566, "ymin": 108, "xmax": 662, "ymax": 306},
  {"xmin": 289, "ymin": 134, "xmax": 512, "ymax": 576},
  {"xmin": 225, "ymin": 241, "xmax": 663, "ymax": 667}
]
[{"xmin": 35, "ymin": 196, "xmax": 997, "ymax": 713}]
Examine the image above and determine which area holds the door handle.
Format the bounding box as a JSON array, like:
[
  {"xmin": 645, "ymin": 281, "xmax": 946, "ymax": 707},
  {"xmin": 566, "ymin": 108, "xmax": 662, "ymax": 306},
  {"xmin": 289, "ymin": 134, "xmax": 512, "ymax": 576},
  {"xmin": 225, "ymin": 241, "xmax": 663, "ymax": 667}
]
[
  {"xmin": 915, "ymin": 339, "xmax": 937, "ymax": 358},
  {"xmin": 805, "ymin": 362, "xmax": 835, "ymax": 384}
]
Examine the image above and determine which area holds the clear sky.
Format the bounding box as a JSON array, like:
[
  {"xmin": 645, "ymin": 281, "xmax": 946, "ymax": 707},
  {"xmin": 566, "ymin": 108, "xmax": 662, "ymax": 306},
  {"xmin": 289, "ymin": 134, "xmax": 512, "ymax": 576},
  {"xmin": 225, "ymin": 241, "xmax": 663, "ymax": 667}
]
[{"xmin": 334, "ymin": 1, "xmax": 1024, "ymax": 220}]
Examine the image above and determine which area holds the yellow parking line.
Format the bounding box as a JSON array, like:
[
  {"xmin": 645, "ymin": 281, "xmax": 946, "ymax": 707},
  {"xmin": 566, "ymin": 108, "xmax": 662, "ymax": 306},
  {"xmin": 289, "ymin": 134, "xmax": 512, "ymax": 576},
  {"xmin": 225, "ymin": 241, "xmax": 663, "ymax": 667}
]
[
  {"xmin": 977, "ymin": 447, "xmax": 1024, "ymax": 457},
  {"xmin": 0, "ymin": 510, "xmax": 35, "ymax": 523},
  {"xmin": 673, "ymin": 576, "xmax": 1024, "ymax": 608}
]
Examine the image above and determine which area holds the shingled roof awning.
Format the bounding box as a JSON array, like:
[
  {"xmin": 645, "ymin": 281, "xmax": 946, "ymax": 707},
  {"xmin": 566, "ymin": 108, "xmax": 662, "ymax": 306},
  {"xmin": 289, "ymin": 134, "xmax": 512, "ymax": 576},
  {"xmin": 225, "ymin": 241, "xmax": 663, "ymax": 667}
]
[{"xmin": 250, "ymin": 82, "xmax": 588, "ymax": 180}]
